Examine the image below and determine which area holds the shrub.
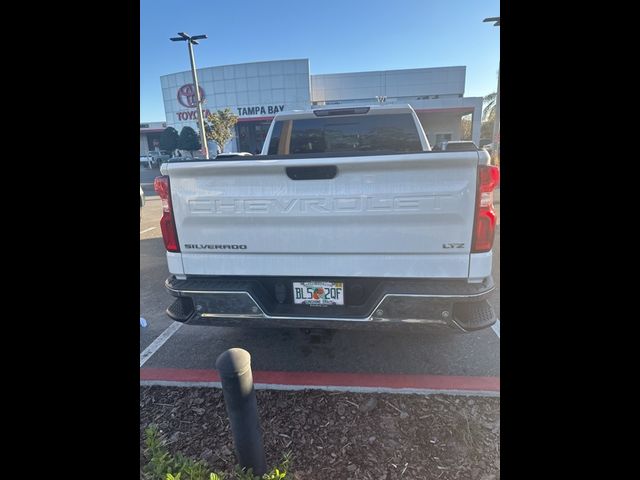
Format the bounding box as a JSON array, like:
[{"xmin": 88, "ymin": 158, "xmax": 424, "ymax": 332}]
[{"xmin": 142, "ymin": 425, "xmax": 291, "ymax": 480}]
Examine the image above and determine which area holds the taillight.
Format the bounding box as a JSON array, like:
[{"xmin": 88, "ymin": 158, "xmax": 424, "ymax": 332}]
[
  {"xmin": 154, "ymin": 175, "xmax": 180, "ymax": 252},
  {"xmin": 471, "ymin": 165, "xmax": 500, "ymax": 253}
]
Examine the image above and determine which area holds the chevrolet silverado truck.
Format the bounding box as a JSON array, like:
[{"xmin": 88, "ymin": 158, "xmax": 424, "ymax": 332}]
[{"xmin": 154, "ymin": 104, "xmax": 499, "ymax": 333}]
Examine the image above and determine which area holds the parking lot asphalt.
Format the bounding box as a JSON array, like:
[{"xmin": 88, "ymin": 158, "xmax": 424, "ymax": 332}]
[
  {"xmin": 140, "ymin": 165, "xmax": 161, "ymax": 197},
  {"xmin": 140, "ymin": 167, "xmax": 500, "ymax": 380}
]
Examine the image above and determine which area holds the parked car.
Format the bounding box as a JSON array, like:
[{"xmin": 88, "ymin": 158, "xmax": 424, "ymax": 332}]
[
  {"xmin": 149, "ymin": 150, "xmax": 171, "ymax": 167},
  {"xmin": 140, "ymin": 154, "xmax": 153, "ymax": 168}
]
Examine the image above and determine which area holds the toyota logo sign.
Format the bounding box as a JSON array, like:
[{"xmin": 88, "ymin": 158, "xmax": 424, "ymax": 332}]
[{"xmin": 177, "ymin": 84, "xmax": 206, "ymax": 108}]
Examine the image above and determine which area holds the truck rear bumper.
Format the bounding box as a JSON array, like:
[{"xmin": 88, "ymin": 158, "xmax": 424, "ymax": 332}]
[{"xmin": 164, "ymin": 275, "xmax": 496, "ymax": 333}]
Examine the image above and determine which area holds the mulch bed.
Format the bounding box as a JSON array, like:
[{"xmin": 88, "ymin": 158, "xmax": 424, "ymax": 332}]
[{"xmin": 140, "ymin": 386, "xmax": 499, "ymax": 479}]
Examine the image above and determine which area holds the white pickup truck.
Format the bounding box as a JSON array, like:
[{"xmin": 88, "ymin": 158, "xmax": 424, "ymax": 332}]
[{"xmin": 155, "ymin": 104, "xmax": 499, "ymax": 333}]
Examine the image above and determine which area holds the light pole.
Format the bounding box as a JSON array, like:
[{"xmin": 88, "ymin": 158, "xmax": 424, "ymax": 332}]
[
  {"xmin": 483, "ymin": 17, "xmax": 500, "ymax": 157},
  {"xmin": 170, "ymin": 32, "xmax": 209, "ymax": 159}
]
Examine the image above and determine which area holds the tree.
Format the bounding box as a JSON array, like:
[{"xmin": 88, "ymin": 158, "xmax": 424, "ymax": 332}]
[
  {"xmin": 178, "ymin": 126, "xmax": 201, "ymax": 157},
  {"xmin": 483, "ymin": 92, "xmax": 497, "ymax": 122},
  {"xmin": 460, "ymin": 114, "xmax": 472, "ymax": 141},
  {"xmin": 481, "ymin": 120, "xmax": 495, "ymax": 140},
  {"xmin": 159, "ymin": 127, "xmax": 179, "ymax": 154},
  {"xmin": 204, "ymin": 108, "xmax": 238, "ymax": 154}
]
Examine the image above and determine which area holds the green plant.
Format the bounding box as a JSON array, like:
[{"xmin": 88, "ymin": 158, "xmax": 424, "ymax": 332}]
[
  {"xmin": 460, "ymin": 115, "xmax": 472, "ymax": 141},
  {"xmin": 263, "ymin": 452, "xmax": 291, "ymax": 480},
  {"xmin": 232, "ymin": 450, "xmax": 291, "ymax": 479},
  {"xmin": 204, "ymin": 108, "xmax": 238, "ymax": 154},
  {"xmin": 160, "ymin": 127, "xmax": 180, "ymax": 154},
  {"xmin": 173, "ymin": 453, "xmax": 211, "ymax": 480},
  {"xmin": 178, "ymin": 126, "xmax": 201, "ymax": 157},
  {"xmin": 144, "ymin": 425, "xmax": 177, "ymax": 480},
  {"xmin": 483, "ymin": 92, "xmax": 497, "ymax": 122},
  {"xmin": 232, "ymin": 466, "xmax": 256, "ymax": 480},
  {"xmin": 143, "ymin": 425, "xmax": 291, "ymax": 480}
]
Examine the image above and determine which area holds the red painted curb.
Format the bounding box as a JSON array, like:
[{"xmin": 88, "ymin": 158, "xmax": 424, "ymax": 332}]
[{"xmin": 140, "ymin": 368, "xmax": 499, "ymax": 392}]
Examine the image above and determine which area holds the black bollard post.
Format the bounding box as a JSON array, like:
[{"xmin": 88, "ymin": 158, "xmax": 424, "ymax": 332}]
[{"xmin": 215, "ymin": 348, "xmax": 267, "ymax": 476}]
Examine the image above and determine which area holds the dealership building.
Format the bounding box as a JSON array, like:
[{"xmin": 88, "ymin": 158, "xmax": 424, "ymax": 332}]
[
  {"xmin": 139, "ymin": 121, "xmax": 167, "ymax": 155},
  {"xmin": 156, "ymin": 59, "xmax": 483, "ymax": 155}
]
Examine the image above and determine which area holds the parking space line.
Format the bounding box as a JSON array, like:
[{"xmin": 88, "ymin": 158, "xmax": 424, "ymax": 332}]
[
  {"xmin": 140, "ymin": 368, "xmax": 500, "ymax": 396},
  {"xmin": 140, "ymin": 227, "xmax": 156, "ymax": 234},
  {"xmin": 492, "ymin": 318, "xmax": 500, "ymax": 338},
  {"xmin": 140, "ymin": 322, "xmax": 183, "ymax": 367}
]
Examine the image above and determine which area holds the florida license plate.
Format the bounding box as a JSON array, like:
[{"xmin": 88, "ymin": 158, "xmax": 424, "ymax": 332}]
[{"xmin": 293, "ymin": 281, "xmax": 344, "ymax": 306}]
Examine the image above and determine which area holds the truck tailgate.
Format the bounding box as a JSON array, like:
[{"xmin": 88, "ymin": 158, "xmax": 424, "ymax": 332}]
[{"xmin": 165, "ymin": 152, "xmax": 480, "ymax": 278}]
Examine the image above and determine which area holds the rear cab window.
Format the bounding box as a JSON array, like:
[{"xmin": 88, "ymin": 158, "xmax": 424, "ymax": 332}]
[{"xmin": 267, "ymin": 111, "xmax": 424, "ymax": 155}]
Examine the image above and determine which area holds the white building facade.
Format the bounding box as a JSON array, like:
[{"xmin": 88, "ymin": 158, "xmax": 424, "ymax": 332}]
[
  {"xmin": 160, "ymin": 59, "xmax": 482, "ymax": 154},
  {"xmin": 139, "ymin": 121, "xmax": 167, "ymax": 155}
]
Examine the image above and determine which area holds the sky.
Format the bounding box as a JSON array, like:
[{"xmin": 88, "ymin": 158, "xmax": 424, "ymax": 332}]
[{"xmin": 140, "ymin": 0, "xmax": 500, "ymax": 122}]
